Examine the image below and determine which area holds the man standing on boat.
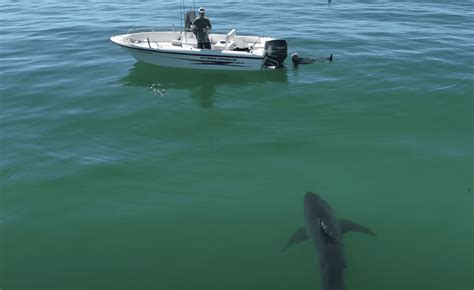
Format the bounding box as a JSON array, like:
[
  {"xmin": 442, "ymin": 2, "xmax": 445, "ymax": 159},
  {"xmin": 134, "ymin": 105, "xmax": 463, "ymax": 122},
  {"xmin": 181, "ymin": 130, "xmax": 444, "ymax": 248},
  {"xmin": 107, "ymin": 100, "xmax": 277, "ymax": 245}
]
[{"xmin": 192, "ymin": 7, "xmax": 212, "ymax": 49}]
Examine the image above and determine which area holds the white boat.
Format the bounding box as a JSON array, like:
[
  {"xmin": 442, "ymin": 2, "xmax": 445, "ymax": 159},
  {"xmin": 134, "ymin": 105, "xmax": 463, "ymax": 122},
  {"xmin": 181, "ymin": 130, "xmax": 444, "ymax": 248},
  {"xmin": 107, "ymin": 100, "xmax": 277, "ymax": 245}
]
[{"xmin": 111, "ymin": 11, "xmax": 288, "ymax": 71}]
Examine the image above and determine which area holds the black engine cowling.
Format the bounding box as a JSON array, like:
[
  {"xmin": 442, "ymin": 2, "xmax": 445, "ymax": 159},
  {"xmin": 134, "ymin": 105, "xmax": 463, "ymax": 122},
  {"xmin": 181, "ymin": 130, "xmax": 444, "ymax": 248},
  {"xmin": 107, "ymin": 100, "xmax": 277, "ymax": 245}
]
[{"xmin": 264, "ymin": 39, "xmax": 288, "ymax": 68}]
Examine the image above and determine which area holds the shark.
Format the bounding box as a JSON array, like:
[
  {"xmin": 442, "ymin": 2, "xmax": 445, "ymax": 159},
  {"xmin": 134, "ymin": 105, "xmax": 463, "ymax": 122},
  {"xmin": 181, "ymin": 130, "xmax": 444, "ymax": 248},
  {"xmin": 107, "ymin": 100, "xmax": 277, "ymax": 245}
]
[{"xmin": 283, "ymin": 192, "xmax": 375, "ymax": 290}]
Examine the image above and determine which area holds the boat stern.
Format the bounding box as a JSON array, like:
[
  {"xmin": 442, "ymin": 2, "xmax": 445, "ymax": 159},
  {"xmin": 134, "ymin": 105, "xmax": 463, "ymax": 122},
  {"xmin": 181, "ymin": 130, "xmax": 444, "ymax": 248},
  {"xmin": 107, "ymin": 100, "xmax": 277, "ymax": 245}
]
[{"xmin": 263, "ymin": 39, "xmax": 288, "ymax": 69}]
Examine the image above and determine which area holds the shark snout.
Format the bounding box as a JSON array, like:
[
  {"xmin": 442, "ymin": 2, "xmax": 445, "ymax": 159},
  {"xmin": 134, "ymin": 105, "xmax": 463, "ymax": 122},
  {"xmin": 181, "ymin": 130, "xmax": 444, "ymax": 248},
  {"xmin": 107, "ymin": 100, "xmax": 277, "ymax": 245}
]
[{"xmin": 304, "ymin": 192, "xmax": 322, "ymax": 204}]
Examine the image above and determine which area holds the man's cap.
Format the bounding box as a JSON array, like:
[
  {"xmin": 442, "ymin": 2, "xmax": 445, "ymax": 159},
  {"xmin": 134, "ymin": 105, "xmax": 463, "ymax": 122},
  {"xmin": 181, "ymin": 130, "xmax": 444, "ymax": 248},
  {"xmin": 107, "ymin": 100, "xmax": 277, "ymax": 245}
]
[{"xmin": 199, "ymin": 7, "xmax": 205, "ymax": 13}]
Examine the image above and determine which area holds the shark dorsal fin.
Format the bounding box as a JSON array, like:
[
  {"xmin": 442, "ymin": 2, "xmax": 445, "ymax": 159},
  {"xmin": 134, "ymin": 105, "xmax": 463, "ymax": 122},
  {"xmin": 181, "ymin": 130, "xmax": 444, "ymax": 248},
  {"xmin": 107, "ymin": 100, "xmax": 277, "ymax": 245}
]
[{"xmin": 340, "ymin": 219, "xmax": 376, "ymax": 236}]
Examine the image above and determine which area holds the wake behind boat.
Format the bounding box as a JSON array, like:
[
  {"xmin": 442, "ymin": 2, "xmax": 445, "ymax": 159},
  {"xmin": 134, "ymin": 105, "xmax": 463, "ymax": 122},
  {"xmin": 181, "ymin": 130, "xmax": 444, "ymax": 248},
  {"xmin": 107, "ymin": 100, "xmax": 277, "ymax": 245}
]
[{"xmin": 110, "ymin": 8, "xmax": 288, "ymax": 71}]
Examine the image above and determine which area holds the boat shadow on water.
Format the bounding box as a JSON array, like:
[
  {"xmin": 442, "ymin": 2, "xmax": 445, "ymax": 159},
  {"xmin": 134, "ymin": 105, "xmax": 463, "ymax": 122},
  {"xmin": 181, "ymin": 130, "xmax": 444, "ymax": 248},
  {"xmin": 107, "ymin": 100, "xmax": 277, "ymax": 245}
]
[{"xmin": 121, "ymin": 62, "xmax": 288, "ymax": 108}]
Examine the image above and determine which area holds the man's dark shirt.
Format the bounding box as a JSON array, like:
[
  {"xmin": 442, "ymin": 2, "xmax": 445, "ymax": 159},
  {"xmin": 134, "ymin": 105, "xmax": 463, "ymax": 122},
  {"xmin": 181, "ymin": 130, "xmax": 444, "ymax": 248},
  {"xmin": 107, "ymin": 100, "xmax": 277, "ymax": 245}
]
[{"xmin": 192, "ymin": 17, "xmax": 212, "ymax": 42}]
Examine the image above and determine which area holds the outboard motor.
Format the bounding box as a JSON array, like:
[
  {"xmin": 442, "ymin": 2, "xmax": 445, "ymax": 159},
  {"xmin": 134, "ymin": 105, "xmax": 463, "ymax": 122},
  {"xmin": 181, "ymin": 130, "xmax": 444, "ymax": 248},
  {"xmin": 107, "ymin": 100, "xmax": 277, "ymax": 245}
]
[
  {"xmin": 184, "ymin": 10, "xmax": 197, "ymax": 32},
  {"xmin": 264, "ymin": 39, "xmax": 288, "ymax": 68}
]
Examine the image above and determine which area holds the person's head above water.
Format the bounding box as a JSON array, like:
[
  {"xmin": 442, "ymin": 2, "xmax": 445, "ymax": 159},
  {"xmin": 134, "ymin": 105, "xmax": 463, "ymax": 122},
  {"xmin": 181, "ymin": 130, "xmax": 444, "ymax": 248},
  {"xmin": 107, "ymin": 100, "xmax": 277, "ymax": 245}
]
[
  {"xmin": 291, "ymin": 52, "xmax": 300, "ymax": 63},
  {"xmin": 199, "ymin": 7, "xmax": 205, "ymax": 17}
]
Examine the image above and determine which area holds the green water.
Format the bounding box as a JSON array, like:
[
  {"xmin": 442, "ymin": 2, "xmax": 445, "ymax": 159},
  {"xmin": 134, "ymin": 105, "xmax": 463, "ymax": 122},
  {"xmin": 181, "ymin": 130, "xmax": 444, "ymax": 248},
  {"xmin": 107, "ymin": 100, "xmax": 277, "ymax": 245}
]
[{"xmin": 1, "ymin": 1, "xmax": 473, "ymax": 289}]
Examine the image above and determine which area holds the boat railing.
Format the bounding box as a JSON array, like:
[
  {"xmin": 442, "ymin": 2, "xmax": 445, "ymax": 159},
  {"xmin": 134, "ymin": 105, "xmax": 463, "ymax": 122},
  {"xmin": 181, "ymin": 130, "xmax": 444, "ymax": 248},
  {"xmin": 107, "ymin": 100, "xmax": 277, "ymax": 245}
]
[
  {"xmin": 120, "ymin": 36, "xmax": 159, "ymax": 49},
  {"xmin": 127, "ymin": 26, "xmax": 178, "ymax": 34}
]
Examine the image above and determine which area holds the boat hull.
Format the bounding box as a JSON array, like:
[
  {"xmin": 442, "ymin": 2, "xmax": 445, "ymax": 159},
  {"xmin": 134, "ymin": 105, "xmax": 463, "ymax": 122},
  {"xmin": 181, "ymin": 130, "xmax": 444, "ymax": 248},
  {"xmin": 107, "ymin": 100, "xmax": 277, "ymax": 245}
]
[{"xmin": 114, "ymin": 42, "xmax": 264, "ymax": 71}]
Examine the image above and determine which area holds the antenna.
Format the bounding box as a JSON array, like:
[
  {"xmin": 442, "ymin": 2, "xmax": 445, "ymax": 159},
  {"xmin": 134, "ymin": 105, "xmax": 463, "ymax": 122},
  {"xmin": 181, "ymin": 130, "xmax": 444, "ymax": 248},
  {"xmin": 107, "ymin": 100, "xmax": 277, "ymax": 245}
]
[{"xmin": 180, "ymin": 0, "xmax": 184, "ymax": 32}]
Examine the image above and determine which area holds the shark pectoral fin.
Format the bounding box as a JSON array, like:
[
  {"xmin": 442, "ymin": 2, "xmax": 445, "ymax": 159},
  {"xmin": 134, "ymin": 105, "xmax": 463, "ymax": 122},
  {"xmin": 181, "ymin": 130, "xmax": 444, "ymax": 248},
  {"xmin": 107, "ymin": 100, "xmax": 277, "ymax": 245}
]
[
  {"xmin": 282, "ymin": 227, "xmax": 308, "ymax": 251},
  {"xmin": 340, "ymin": 219, "xmax": 376, "ymax": 236}
]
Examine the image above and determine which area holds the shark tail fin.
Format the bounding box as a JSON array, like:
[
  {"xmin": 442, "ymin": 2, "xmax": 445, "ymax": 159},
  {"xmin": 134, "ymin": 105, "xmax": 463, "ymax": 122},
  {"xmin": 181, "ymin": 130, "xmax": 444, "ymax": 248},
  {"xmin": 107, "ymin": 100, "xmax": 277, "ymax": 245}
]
[
  {"xmin": 282, "ymin": 227, "xmax": 308, "ymax": 251},
  {"xmin": 340, "ymin": 219, "xmax": 376, "ymax": 236}
]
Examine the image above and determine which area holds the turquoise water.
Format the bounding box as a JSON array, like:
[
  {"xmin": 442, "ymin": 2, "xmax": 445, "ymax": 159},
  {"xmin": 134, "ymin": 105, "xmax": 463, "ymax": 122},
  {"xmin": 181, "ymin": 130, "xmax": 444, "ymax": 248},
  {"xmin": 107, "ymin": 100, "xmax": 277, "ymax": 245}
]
[{"xmin": 1, "ymin": 0, "xmax": 473, "ymax": 289}]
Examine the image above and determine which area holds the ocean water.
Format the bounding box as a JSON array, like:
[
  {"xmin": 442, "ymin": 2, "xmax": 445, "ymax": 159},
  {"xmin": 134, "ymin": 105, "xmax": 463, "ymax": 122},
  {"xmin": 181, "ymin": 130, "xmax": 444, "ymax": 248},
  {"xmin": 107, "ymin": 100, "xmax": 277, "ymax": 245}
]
[{"xmin": 1, "ymin": 0, "xmax": 472, "ymax": 289}]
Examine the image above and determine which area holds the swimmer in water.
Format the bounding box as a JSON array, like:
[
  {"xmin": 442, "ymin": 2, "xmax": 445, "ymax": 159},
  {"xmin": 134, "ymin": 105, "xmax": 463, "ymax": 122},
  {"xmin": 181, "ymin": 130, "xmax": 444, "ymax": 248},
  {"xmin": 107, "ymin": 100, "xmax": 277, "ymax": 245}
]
[{"xmin": 291, "ymin": 53, "xmax": 333, "ymax": 67}]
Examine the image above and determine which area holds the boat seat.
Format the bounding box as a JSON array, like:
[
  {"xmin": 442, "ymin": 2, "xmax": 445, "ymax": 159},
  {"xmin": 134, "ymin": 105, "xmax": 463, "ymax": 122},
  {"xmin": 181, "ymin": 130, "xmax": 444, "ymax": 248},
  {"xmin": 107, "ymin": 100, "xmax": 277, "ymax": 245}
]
[
  {"xmin": 212, "ymin": 29, "xmax": 236, "ymax": 50},
  {"xmin": 225, "ymin": 29, "xmax": 236, "ymax": 45}
]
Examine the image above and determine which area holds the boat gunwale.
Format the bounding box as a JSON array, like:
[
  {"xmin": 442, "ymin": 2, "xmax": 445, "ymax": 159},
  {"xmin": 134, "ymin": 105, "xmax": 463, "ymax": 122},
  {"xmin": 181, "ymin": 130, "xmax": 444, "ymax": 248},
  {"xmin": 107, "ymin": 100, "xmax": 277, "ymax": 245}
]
[{"xmin": 111, "ymin": 35, "xmax": 267, "ymax": 60}]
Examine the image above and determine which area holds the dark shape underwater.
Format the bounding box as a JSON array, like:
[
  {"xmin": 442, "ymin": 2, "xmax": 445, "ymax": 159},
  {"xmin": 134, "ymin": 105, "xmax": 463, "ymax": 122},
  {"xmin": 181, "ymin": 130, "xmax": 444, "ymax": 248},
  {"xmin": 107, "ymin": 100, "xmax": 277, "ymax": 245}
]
[{"xmin": 283, "ymin": 192, "xmax": 375, "ymax": 290}]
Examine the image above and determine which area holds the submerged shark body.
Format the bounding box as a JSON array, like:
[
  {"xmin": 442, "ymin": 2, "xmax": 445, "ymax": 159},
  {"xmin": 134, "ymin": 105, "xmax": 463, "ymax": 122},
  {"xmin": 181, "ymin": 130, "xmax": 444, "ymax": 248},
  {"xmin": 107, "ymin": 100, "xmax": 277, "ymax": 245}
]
[{"xmin": 283, "ymin": 192, "xmax": 375, "ymax": 290}]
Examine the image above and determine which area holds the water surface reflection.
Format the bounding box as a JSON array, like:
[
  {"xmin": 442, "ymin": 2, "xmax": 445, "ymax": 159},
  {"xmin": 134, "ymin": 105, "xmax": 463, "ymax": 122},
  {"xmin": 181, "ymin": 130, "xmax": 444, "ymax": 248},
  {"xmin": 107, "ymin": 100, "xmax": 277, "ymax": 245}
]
[{"xmin": 122, "ymin": 62, "xmax": 288, "ymax": 108}]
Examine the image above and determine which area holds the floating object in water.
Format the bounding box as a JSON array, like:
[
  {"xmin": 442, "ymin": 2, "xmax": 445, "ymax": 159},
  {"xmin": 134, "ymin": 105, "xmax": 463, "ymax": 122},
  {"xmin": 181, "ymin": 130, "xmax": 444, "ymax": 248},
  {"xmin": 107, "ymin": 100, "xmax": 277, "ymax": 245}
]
[
  {"xmin": 291, "ymin": 52, "xmax": 315, "ymax": 65},
  {"xmin": 291, "ymin": 52, "xmax": 333, "ymax": 66}
]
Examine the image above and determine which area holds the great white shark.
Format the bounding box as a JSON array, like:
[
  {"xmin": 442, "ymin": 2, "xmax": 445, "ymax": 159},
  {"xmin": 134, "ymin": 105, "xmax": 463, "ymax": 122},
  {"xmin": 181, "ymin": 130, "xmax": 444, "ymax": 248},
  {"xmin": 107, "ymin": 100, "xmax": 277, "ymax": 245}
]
[{"xmin": 283, "ymin": 192, "xmax": 375, "ymax": 290}]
